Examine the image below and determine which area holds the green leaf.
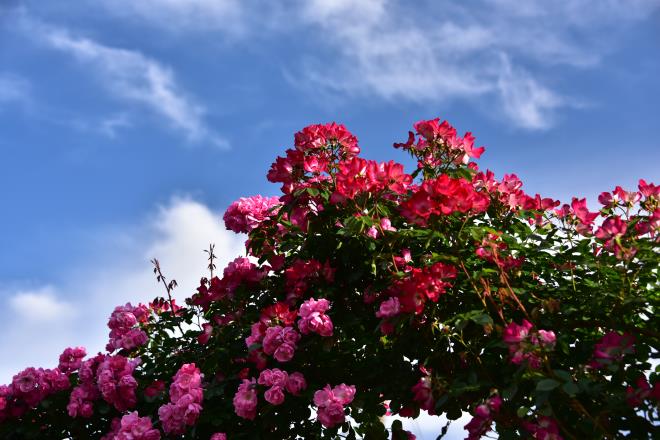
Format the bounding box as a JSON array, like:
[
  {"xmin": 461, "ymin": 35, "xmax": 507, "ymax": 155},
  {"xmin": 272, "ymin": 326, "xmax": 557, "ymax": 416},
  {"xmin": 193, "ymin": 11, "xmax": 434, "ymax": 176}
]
[
  {"xmin": 562, "ymin": 381, "xmax": 579, "ymax": 396},
  {"xmin": 516, "ymin": 406, "xmax": 531, "ymax": 417},
  {"xmin": 536, "ymin": 379, "xmax": 560, "ymax": 392},
  {"xmin": 553, "ymin": 369, "xmax": 572, "ymax": 382}
]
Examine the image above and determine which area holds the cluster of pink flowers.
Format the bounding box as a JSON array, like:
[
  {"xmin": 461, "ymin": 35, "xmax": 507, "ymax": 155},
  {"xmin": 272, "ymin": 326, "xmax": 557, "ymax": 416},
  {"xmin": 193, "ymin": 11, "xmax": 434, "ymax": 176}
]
[
  {"xmin": 245, "ymin": 302, "xmax": 300, "ymax": 368},
  {"xmin": 106, "ymin": 302, "xmax": 149, "ymax": 352},
  {"xmin": 233, "ymin": 378, "xmax": 258, "ymax": 420},
  {"xmin": 294, "ymin": 122, "xmax": 360, "ymax": 156},
  {"xmin": 313, "ymin": 384, "xmax": 356, "ymax": 428},
  {"xmin": 223, "ymin": 195, "xmax": 281, "ymax": 234},
  {"xmin": 503, "ymin": 320, "xmax": 556, "ymax": 369},
  {"xmin": 400, "ymin": 175, "xmax": 489, "ymax": 225},
  {"xmin": 58, "ymin": 346, "xmax": 87, "ymax": 375},
  {"xmin": 395, "ymin": 118, "xmax": 485, "ymax": 166},
  {"xmin": 267, "ymin": 148, "xmax": 306, "ymax": 186},
  {"xmin": 222, "ymin": 257, "xmax": 268, "ymax": 294},
  {"xmin": 599, "ymin": 185, "xmax": 643, "ymax": 208},
  {"xmin": 268, "ymin": 123, "xmax": 359, "ymax": 189},
  {"xmin": 298, "ymin": 298, "xmax": 333, "ymax": 337},
  {"xmin": 101, "ymin": 411, "xmax": 161, "ymax": 440},
  {"xmin": 522, "ymin": 416, "xmax": 563, "ymax": 440},
  {"xmin": 0, "ymin": 366, "xmax": 70, "ymax": 419},
  {"xmin": 262, "ymin": 325, "xmax": 301, "ymax": 362},
  {"xmin": 464, "ymin": 395, "xmax": 502, "ymax": 440},
  {"xmin": 473, "ymin": 171, "xmax": 559, "ymax": 219},
  {"xmin": 589, "ymin": 331, "xmax": 635, "ymax": 369},
  {"xmin": 192, "ymin": 257, "xmax": 267, "ymax": 309},
  {"xmin": 331, "ymin": 157, "xmax": 412, "ymax": 203},
  {"xmin": 245, "ymin": 302, "xmax": 297, "ymax": 348},
  {"xmin": 258, "ymin": 369, "xmax": 307, "ymax": 405},
  {"xmin": 97, "ymin": 355, "xmax": 140, "ymax": 412},
  {"xmin": 392, "ymin": 262, "xmax": 457, "ymax": 314},
  {"xmin": 67, "ymin": 353, "xmax": 105, "ymax": 418},
  {"xmin": 158, "ymin": 363, "xmax": 204, "ymax": 435},
  {"xmin": 67, "ymin": 381, "xmax": 100, "ymax": 418},
  {"xmin": 625, "ymin": 376, "xmax": 660, "ymax": 407}
]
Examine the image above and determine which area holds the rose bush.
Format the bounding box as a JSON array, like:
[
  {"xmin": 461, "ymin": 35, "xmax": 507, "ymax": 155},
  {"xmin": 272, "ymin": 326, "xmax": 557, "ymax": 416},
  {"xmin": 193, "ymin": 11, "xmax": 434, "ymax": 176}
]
[{"xmin": 0, "ymin": 119, "xmax": 658, "ymax": 439}]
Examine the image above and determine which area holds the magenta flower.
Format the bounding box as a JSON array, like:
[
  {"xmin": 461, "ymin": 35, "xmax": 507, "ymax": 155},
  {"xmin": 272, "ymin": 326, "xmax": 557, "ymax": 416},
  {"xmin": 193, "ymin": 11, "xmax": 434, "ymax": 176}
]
[
  {"xmin": 233, "ymin": 378, "xmax": 258, "ymax": 420},
  {"xmin": 223, "ymin": 195, "xmax": 281, "ymax": 234},
  {"xmin": 58, "ymin": 346, "xmax": 87, "ymax": 375},
  {"xmin": 298, "ymin": 298, "xmax": 334, "ymax": 337},
  {"xmin": 96, "ymin": 355, "xmax": 140, "ymax": 412},
  {"xmin": 262, "ymin": 325, "xmax": 301, "ymax": 362},
  {"xmin": 313, "ymin": 384, "xmax": 356, "ymax": 428},
  {"xmin": 285, "ymin": 372, "xmax": 307, "ymax": 396},
  {"xmin": 503, "ymin": 320, "xmax": 555, "ymax": 369},
  {"xmin": 258, "ymin": 369, "xmax": 289, "ymax": 388},
  {"xmin": 464, "ymin": 395, "xmax": 501, "ymax": 440},
  {"xmin": 376, "ymin": 297, "xmax": 401, "ymax": 318},
  {"xmin": 158, "ymin": 363, "xmax": 204, "ymax": 435},
  {"xmin": 105, "ymin": 411, "xmax": 160, "ymax": 440},
  {"xmin": 264, "ymin": 386, "xmax": 285, "ymax": 405},
  {"xmin": 589, "ymin": 331, "xmax": 635, "ymax": 369},
  {"xmin": 106, "ymin": 303, "xmax": 149, "ymax": 353},
  {"xmin": 411, "ymin": 374, "xmax": 435, "ymax": 414}
]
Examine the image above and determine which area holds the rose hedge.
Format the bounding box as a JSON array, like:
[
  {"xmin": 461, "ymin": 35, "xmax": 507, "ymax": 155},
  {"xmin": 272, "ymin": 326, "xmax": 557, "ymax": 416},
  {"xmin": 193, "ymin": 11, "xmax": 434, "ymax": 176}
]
[{"xmin": 1, "ymin": 119, "xmax": 658, "ymax": 439}]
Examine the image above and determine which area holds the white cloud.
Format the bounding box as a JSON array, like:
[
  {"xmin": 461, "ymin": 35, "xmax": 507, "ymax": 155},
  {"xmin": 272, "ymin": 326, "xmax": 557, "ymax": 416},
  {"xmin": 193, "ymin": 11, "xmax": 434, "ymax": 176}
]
[
  {"xmin": 386, "ymin": 411, "xmax": 471, "ymax": 440},
  {"xmin": 495, "ymin": 55, "xmax": 563, "ymax": 130},
  {"xmin": 293, "ymin": 0, "xmax": 660, "ymax": 130},
  {"xmin": 97, "ymin": 0, "xmax": 290, "ymax": 36},
  {"xmin": 93, "ymin": 0, "xmax": 659, "ymax": 130},
  {"xmin": 8, "ymin": 286, "xmax": 75, "ymax": 322},
  {"xmin": 42, "ymin": 28, "xmax": 227, "ymax": 148},
  {"xmin": 0, "ymin": 198, "xmax": 245, "ymax": 383}
]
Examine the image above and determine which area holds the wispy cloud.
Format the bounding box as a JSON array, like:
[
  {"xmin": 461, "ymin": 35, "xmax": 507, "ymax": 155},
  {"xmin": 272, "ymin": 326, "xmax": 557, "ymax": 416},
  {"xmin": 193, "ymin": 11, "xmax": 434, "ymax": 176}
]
[
  {"xmin": 294, "ymin": 0, "xmax": 659, "ymax": 130},
  {"xmin": 0, "ymin": 198, "xmax": 245, "ymax": 382},
  {"xmin": 95, "ymin": 0, "xmax": 659, "ymax": 130},
  {"xmin": 495, "ymin": 55, "xmax": 563, "ymax": 130},
  {"xmin": 99, "ymin": 0, "xmax": 244, "ymax": 34},
  {"xmin": 39, "ymin": 27, "xmax": 227, "ymax": 148}
]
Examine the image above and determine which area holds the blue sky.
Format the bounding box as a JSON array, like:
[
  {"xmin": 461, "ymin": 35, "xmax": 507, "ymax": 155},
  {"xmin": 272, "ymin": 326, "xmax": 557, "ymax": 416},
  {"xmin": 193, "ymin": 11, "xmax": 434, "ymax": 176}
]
[{"xmin": 1, "ymin": 0, "xmax": 659, "ymax": 436}]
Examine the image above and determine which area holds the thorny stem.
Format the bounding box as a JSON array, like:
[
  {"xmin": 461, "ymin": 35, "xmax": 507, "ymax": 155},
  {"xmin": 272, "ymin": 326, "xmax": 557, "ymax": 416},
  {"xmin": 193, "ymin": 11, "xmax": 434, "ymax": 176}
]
[
  {"xmin": 499, "ymin": 272, "xmax": 531, "ymax": 320},
  {"xmin": 459, "ymin": 260, "xmax": 506, "ymax": 324},
  {"xmin": 151, "ymin": 258, "xmax": 185, "ymax": 335},
  {"xmin": 205, "ymin": 243, "xmax": 217, "ymax": 279}
]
